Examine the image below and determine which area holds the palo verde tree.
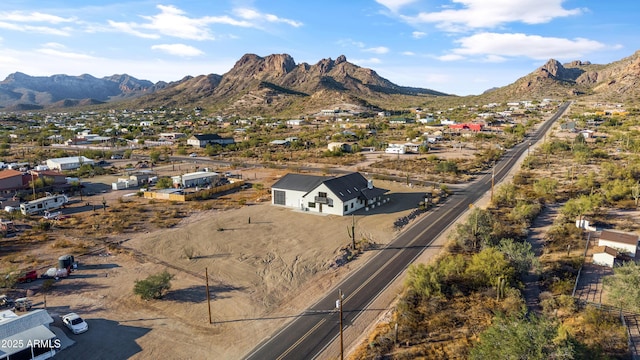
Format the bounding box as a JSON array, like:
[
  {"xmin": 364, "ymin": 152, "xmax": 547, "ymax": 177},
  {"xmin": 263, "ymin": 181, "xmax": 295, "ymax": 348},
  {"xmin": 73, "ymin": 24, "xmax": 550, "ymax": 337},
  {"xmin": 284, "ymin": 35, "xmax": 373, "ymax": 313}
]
[
  {"xmin": 603, "ymin": 261, "xmax": 640, "ymax": 313},
  {"xmin": 470, "ymin": 314, "xmax": 575, "ymax": 360},
  {"xmin": 134, "ymin": 270, "xmax": 174, "ymax": 300},
  {"xmin": 451, "ymin": 207, "xmax": 495, "ymax": 252}
]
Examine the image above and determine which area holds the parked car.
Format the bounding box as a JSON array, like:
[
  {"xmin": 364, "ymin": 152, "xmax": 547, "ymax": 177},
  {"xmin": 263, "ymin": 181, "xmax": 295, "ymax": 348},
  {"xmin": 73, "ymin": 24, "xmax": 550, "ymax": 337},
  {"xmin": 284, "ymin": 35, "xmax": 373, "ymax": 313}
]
[
  {"xmin": 40, "ymin": 267, "xmax": 68, "ymax": 279},
  {"xmin": 14, "ymin": 297, "xmax": 32, "ymax": 312},
  {"xmin": 62, "ymin": 313, "xmax": 88, "ymax": 334},
  {"xmin": 17, "ymin": 270, "xmax": 38, "ymax": 283},
  {"xmin": 110, "ymin": 154, "xmax": 123, "ymax": 160},
  {"xmin": 189, "ymin": 153, "xmax": 198, "ymax": 157}
]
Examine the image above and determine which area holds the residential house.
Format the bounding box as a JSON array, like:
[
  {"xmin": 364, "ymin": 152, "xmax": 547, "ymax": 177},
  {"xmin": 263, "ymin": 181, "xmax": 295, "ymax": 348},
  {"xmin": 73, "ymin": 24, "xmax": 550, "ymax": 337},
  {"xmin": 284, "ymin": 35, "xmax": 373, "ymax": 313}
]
[
  {"xmin": 28, "ymin": 170, "xmax": 68, "ymax": 187},
  {"xmin": 172, "ymin": 171, "xmax": 219, "ymax": 188},
  {"xmin": 598, "ymin": 229, "xmax": 639, "ymax": 259},
  {"xmin": 448, "ymin": 123, "xmax": 484, "ymax": 132},
  {"xmin": 0, "ymin": 169, "xmax": 24, "ymax": 193},
  {"xmin": 385, "ymin": 143, "xmax": 405, "ymax": 154},
  {"xmin": 269, "ymin": 139, "xmax": 290, "ymax": 146},
  {"xmin": 285, "ymin": 119, "xmax": 307, "ymax": 126},
  {"xmin": 327, "ymin": 142, "xmax": 352, "ymax": 153},
  {"xmin": 46, "ymin": 156, "xmax": 94, "ymax": 171},
  {"xmin": 271, "ymin": 172, "xmax": 389, "ymax": 216},
  {"xmin": 0, "ymin": 309, "xmax": 58, "ymax": 360},
  {"xmin": 159, "ymin": 132, "xmax": 186, "ymax": 141},
  {"xmin": 187, "ymin": 134, "xmax": 235, "ymax": 148}
]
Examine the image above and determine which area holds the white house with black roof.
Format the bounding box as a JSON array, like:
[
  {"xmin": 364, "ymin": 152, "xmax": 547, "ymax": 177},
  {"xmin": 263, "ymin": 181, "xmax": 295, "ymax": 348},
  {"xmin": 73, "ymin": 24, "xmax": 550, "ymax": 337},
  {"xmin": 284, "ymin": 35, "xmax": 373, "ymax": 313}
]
[{"xmin": 271, "ymin": 172, "xmax": 388, "ymax": 216}]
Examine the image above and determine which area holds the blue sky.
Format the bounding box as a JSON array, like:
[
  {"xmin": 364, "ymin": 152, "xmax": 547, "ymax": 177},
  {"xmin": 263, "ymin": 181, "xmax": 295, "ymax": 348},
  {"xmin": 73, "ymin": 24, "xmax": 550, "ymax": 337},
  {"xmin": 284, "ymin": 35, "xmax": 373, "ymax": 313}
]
[{"xmin": 0, "ymin": 0, "xmax": 638, "ymax": 96}]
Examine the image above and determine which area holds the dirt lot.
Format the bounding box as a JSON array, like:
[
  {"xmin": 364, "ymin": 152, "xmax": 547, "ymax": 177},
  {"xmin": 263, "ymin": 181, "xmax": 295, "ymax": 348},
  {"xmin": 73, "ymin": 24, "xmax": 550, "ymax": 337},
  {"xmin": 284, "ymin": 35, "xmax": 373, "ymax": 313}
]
[{"xmin": 13, "ymin": 168, "xmax": 436, "ymax": 359}]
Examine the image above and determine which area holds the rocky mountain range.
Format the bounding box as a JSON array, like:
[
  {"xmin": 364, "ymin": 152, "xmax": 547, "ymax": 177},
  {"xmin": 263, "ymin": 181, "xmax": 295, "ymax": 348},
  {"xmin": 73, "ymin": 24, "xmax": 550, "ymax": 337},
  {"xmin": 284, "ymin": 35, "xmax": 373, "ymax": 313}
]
[
  {"xmin": 2, "ymin": 50, "xmax": 640, "ymax": 113},
  {"xmin": 0, "ymin": 72, "xmax": 172, "ymax": 110},
  {"xmin": 484, "ymin": 50, "xmax": 640, "ymax": 102}
]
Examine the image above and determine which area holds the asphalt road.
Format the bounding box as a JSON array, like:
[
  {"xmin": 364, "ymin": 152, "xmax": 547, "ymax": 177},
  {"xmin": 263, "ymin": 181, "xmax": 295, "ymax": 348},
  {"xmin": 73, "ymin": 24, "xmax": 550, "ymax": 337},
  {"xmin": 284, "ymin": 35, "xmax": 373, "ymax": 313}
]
[{"xmin": 243, "ymin": 102, "xmax": 571, "ymax": 360}]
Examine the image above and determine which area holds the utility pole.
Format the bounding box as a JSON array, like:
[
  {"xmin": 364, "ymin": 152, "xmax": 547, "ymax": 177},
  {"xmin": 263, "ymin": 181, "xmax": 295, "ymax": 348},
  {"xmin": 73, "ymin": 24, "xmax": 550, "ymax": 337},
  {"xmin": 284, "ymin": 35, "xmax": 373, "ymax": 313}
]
[
  {"xmin": 337, "ymin": 289, "xmax": 344, "ymax": 360},
  {"xmin": 205, "ymin": 267, "xmax": 212, "ymax": 324}
]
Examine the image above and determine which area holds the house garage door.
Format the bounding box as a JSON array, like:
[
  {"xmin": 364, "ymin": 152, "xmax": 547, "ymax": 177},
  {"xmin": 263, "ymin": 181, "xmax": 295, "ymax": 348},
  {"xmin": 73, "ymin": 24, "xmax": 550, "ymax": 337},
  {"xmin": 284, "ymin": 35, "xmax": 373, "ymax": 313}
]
[{"xmin": 273, "ymin": 190, "xmax": 286, "ymax": 205}]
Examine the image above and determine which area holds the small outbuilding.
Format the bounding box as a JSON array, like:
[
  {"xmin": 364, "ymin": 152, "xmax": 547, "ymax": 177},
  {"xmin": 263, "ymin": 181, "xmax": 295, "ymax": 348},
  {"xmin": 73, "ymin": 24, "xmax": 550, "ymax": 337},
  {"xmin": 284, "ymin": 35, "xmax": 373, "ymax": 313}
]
[
  {"xmin": 598, "ymin": 229, "xmax": 639, "ymax": 259},
  {"xmin": 592, "ymin": 246, "xmax": 620, "ymax": 268}
]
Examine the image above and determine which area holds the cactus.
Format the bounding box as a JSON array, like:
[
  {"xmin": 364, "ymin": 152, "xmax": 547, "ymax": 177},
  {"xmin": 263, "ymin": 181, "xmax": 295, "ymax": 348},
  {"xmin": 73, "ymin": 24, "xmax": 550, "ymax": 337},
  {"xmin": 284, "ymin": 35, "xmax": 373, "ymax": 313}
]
[{"xmin": 496, "ymin": 275, "xmax": 507, "ymax": 301}]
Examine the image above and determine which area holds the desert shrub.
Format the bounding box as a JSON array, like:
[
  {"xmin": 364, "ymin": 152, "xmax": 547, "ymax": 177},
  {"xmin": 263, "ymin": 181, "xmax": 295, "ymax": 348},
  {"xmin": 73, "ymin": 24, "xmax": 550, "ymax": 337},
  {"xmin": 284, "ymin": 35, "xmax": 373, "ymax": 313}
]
[
  {"xmin": 36, "ymin": 221, "xmax": 52, "ymax": 231},
  {"xmin": 133, "ymin": 270, "xmax": 174, "ymax": 300}
]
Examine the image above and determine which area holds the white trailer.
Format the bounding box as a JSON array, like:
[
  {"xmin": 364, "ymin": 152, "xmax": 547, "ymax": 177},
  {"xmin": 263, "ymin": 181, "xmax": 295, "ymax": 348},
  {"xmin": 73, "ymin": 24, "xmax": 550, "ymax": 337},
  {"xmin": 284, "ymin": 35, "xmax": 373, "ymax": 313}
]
[{"xmin": 20, "ymin": 194, "xmax": 69, "ymax": 215}]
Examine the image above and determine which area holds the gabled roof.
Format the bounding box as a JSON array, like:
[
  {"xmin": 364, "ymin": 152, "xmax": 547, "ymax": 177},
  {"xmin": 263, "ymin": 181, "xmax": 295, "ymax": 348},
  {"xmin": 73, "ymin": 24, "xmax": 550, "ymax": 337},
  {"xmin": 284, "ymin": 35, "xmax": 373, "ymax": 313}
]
[
  {"xmin": 600, "ymin": 229, "xmax": 639, "ymax": 246},
  {"xmin": 0, "ymin": 169, "xmax": 22, "ymax": 180},
  {"xmin": 593, "ymin": 245, "xmax": 619, "ymax": 257},
  {"xmin": 320, "ymin": 172, "xmax": 388, "ymax": 202},
  {"xmin": 322, "ymin": 172, "xmax": 368, "ymax": 202},
  {"xmin": 272, "ymin": 172, "xmax": 389, "ymax": 202},
  {"xmin": 271, "ymin": 173, "xmax": 329, "ymax": 192}
]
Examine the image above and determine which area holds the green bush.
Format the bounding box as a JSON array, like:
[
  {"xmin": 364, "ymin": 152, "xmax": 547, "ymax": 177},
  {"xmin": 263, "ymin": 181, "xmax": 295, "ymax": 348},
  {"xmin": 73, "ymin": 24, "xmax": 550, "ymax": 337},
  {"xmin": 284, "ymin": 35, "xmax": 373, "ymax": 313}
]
[{"xmin": 133, "ymin": 270, "xmax": 174, "ymax": 300}]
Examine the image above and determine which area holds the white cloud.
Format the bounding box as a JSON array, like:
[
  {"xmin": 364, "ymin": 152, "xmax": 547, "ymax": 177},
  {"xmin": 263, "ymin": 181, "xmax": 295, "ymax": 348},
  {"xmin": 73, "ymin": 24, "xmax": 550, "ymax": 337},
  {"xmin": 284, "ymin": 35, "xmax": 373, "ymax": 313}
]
[
  {"xmin": 107, "ymin": 20, "xmax": 160, "ymax": 39},
  {"xmin": 451, "ymin": 32, "xmax": 606, "ymax": 60},
  {"xmin": 107, "ymin": 5, "xmax": 301, "ymax": 41},
  {"xmin": 351, "ymin": 57, "xmax": 382, "ymax": 65},
  {"xmin": 399, "ymin": 0, "xmax": 583, "ymax": 30},
  {"xmin": 0, "ymin": 21, "xmax": 72, "ymax": 36},
  {"xmin": 151, "ymin": 44, "xmax": 204, "ymax": 57},
  {"xmin": 0, "ymin": 11, "xmax": 75, "ymax": 24},
  {"xmin": 375, "ymin": 0, "xmax": 417, "ymax": 13},
  {"xmin": 36, "ymin": 45, "xmax": 95, "ymax": 60},
  {"xmin": 364, "ymin": 46, "xmax": 390, "ymax": 54},
  {"xmin": 234, "ymin": 8, "xmax": 303, "ymax": 27},
  {"xmin": 136, "ymin": 4, "xmax": 217, "ymax": 40},
  {"xmin": 412, "ymin": 31, "xmax": 426, "ymax": 39},
  {"xmin": 402, "ymin": 51, "xmax": 415, "ymax": 56}
]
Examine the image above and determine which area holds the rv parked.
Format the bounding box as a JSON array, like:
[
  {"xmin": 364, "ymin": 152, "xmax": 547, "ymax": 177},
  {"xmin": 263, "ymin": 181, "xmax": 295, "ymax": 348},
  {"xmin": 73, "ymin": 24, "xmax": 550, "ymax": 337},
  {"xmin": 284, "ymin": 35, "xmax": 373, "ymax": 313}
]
[{"xmin": 20, "ymin": 194, "xmax": 69, "ymax": 215}]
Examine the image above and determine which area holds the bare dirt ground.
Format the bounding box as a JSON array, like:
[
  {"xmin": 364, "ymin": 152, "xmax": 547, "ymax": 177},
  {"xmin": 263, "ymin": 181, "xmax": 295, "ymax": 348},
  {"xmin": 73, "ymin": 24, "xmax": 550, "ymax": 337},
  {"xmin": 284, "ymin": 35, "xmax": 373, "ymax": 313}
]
[{"xmin": 16, "ymin": 168, "xmax": 435, "ymax": 359}]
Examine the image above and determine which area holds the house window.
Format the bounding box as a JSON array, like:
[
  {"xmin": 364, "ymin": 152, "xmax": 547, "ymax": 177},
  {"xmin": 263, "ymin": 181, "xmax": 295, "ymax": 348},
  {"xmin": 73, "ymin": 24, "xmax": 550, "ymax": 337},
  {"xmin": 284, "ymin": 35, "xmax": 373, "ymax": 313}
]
[
  {"xmin": 308, "ymin": 202, "xmax": 316, "ymax": 208},
  {"xmin": 273, "ymin": 190, "xmax": 286, "ymax": 205},
  {"xmin": 344, "ymin": 205, "xmax": 348, "ymax": 212},
  {"xmin": 318, "ymin": 192, "xmax": 327, "ymax": 198},
  {"xmin": 351, "ymin": 203, "xmax": 354, "ymax": 208}
]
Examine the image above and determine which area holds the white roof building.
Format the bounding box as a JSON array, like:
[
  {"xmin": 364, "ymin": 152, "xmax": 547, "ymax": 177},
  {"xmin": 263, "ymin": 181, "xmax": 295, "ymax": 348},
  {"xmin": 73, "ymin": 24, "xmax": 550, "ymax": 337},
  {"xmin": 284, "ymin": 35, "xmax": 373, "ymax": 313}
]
[
  {"xmin": 0, "ymin": 309, "xmax": 58, "ymax": 359},
  {"xmin": 171, "ymin": 171, "xmax": 219, "ymax": 188},
  {"xmin": 46, "ymin": 156, "xmax": 95, "ymax": 171}
]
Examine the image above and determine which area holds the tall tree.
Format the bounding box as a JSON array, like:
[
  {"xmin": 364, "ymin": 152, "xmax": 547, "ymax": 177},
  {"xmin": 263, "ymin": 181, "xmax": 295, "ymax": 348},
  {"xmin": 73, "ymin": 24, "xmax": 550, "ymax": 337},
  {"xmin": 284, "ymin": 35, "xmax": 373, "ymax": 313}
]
[{"xmin": 603, "ymin": 262, "xmax": 640, "ymax": 313}]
